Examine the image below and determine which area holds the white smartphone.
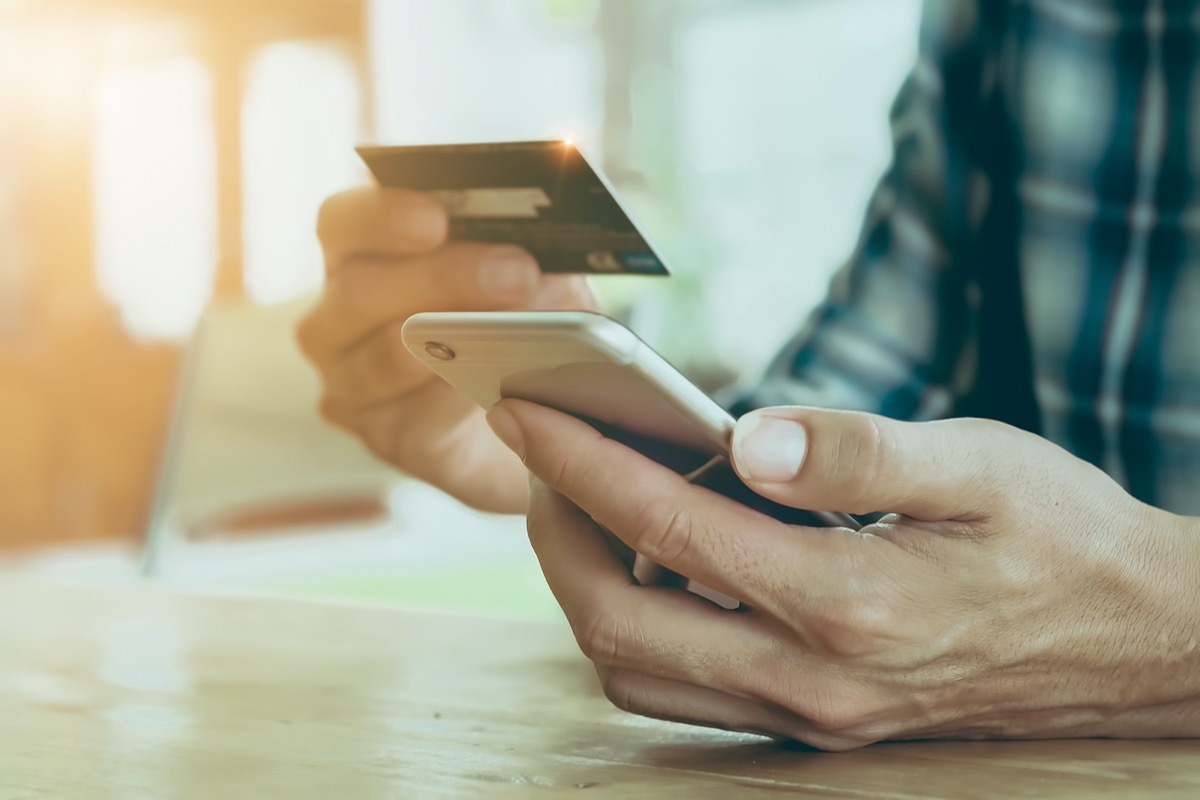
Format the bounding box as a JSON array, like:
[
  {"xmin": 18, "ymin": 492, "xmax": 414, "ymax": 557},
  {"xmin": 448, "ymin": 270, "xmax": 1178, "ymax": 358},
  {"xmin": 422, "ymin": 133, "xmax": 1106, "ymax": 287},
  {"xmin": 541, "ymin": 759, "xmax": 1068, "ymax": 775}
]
[{"xmin": 401, "ymin": 310, "xmax": 858, "ymax": 607}]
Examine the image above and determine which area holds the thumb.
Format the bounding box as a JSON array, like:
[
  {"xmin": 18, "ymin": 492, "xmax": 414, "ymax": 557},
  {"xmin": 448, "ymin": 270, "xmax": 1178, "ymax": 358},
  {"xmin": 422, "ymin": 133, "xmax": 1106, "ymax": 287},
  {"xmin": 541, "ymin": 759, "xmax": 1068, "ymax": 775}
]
[{"xmin": 730, "ymin": 407, "xmax": 1006, "ymax": 521}]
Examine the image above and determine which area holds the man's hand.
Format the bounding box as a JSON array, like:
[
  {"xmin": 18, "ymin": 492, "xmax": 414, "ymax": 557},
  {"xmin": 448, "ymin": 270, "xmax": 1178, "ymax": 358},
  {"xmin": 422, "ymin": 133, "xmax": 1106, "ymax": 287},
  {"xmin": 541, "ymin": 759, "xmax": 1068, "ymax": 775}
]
[
  {"xmin": 485, "ymin": 399, "xmax": 1200, "ymax": 750},
  {"xmin": 297, "ymin": 186, "xmax": 595, "ymax": 513}
]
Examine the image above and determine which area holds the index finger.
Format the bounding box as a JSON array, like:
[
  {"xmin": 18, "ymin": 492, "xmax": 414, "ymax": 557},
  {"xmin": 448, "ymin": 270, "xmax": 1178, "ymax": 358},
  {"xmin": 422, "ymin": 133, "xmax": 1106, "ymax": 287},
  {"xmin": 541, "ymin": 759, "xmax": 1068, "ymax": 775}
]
[
  {"xmin": 487, "ymin": 399, "xmax": 858, "ymax": 616},
  {"xmin": 317, "ymin": 185, "xmax": 448, "ymax": 268}
]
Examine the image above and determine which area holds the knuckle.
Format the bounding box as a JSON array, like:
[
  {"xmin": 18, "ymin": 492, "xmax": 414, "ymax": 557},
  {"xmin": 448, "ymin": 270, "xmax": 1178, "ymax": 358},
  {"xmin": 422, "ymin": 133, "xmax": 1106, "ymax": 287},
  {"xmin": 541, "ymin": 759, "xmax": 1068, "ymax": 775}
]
[
  {"xmin": 322, "ymin": 331, "xmax": 418, "ymax": 408},
  {"xmin": 599, "ymin": 670, "xmax": 648, "ymax": 716},
  {"xmin": 317, "ymin": 395, "xmax": 349, "ymax": 429},
  {"xmin": 430, "ymin": 246, "xmax": 485, "ymax": 297},
  {"xmin": 413, "ymin": 194, "xmax": 450, "ymax": 245},
  {"xmin": 809, "ymin": 703, "xmax": 871, "ymax": 736},
  {"xmin": 961, "ymin": 416, "xmax": 1011, "ymax": 440},
  {"xmin": 949, "ymin": 416, "xmax": 1004, "ymax": 460},
  {"xmin": 354, "ymin": 406, "xmax": 407, "ymax": 469},
  {"xmin": 294, "ymin": 311, "xmax": 322, "ymax": 362},
  {"xmin": 827, "ymin": 414, "xmax": 892, "ymax": 515},
  {"xmin": 808, "ymin": 594, "xmax": 896, "ymax": 660},
  {"xmin": 942, "ymin": 417, "xmax": 1012, "ymax": 506},
  {"xmin": 794, "ymin": 686, "xmax": 877, "ymax": 735},
  {"xmin": 380, "ymin": 190, "xmax": 449, "ymax": 252},
  {"xmin": 359, "ymin": 425, "xmax": 393, "ymax": 463},
  {"xmin": 365, "ymin": 324, "xmax": 415, "ymax": 379},
  {"xmin": 627, "ymin": 497, "xmax": 696, "ymax": 565},
  {"xmin": 315, "ymin": 190, "xmax": 352, "ymax": 246},
  {"xmin": 542, "ymin": 446, "xmax": 583, "ymax": 493},
  {"xmin": 575, "ymin": 604, "xmax": 629, "ymax": 668},
  {"xmin": 524, "ymin": 488, "xmax": 555, "ymax": 550},
  {"xmin": 327, "ymin": 267, "xmax": 379, "ymax": 318}
]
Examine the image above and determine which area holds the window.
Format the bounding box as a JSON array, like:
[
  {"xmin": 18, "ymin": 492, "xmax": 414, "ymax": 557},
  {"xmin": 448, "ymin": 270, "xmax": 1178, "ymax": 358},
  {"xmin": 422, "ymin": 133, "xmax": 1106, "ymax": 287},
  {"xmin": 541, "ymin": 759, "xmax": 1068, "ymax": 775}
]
[
  {"xmin": 92, "ymin": 55, "xmax": 218, "ymax": 340},
  {"xmin": 242, "ymin": 42, "xmax": 363, "ymax": 304}
]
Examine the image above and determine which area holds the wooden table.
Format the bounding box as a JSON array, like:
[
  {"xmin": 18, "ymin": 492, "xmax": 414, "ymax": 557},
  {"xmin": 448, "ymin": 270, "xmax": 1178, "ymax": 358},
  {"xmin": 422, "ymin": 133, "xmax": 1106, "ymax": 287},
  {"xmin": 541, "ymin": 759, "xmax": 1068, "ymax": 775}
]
[{"xmin": 2, "ymin": 579, "xmax": 1198, "ymax": 799}]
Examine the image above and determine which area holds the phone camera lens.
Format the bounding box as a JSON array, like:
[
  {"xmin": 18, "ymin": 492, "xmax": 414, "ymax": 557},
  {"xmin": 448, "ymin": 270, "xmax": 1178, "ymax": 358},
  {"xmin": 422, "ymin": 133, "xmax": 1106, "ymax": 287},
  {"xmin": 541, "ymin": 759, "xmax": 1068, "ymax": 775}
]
[{"xmin": 424, "ymin": 341, "xmax": 456, "ymax": 361}]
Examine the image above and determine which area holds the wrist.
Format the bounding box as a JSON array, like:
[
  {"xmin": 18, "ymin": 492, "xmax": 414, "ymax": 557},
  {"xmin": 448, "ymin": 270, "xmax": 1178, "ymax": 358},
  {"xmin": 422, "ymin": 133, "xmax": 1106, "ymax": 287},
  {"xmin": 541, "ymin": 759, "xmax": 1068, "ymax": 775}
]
[
  {"xmin": 1160, "ymin": 512, "xmax": 1200, "ymax": 632},
  {"xmin": 1106, "ymin": 509, "xmax": 1200, "ymax": 736}
]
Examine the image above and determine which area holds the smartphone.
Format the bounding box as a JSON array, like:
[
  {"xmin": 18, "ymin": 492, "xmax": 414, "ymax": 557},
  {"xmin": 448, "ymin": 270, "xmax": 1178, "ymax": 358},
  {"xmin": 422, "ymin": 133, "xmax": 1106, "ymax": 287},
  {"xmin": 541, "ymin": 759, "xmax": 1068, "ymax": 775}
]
[{"xmin": 401, "ymin": 310, "xmax": 858, "ymax": 607}]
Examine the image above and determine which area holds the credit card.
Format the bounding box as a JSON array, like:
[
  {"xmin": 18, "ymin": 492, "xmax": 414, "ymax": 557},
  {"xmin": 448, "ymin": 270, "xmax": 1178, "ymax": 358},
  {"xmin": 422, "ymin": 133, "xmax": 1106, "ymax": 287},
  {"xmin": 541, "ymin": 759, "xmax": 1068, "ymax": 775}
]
[{"xmin": 357, "ymin": 141, "xmax": 670, "ymax": 276}]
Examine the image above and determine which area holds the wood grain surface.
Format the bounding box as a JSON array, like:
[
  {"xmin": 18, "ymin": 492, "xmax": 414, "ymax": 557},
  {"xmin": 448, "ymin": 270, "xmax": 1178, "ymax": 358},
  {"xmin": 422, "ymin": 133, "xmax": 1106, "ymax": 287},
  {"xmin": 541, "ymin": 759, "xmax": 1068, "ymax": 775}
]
[{"xmin": 2, "ymin": 579, "xmax": 1197, "ymax": 799}]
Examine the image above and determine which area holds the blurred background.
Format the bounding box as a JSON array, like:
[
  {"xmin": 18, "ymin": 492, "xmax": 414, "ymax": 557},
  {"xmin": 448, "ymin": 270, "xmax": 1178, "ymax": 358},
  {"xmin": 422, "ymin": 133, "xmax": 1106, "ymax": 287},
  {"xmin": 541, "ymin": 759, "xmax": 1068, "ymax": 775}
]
[{"xmin": 0, "ymin": 0, "xmax": 918, "ymax": 614}]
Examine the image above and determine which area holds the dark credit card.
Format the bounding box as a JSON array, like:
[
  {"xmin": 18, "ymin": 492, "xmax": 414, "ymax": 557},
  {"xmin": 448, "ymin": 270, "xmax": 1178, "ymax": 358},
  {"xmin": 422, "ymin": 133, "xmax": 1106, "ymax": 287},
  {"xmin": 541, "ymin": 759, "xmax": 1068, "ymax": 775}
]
[{"xmin": 357, "ymin": 141, "xmax": 670, "ymax": 276}]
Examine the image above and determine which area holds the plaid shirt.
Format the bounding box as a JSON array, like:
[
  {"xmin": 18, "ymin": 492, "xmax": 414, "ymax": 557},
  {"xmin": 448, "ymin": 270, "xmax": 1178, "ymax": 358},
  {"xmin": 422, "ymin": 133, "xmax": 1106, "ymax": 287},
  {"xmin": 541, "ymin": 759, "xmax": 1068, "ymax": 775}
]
[{"xmin": 729, "ymin": 0, "xmax": 1200, "ymax": 515}]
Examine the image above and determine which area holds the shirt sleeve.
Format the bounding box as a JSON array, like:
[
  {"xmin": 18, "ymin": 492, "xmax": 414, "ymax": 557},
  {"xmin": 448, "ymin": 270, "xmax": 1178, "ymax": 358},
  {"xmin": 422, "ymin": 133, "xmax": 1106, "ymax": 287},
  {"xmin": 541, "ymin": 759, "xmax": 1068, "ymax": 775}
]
[{"xmin": 726, "ymin": 1, "xmax": 998, "ymax": 421}]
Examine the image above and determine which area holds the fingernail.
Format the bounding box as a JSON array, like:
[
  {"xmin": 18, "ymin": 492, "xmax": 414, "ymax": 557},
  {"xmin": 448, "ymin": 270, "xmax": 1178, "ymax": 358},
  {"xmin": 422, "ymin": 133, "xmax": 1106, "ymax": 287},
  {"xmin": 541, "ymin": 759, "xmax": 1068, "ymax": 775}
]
[
  {"xmin": 479, "ymin": 249, "xmax": 539, "ymax": 299},
  {"xmin": 486, "ymin": 403, "xmax": 526, "ymax": 459},
  {"xmin": 733, "ymin": 413, "xmax": 808, "ymax": 483}
]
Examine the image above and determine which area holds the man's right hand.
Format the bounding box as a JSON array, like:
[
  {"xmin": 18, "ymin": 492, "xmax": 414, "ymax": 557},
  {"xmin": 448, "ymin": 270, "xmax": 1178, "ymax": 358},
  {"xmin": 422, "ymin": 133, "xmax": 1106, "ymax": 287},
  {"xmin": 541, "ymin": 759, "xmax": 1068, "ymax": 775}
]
[{"xmin": 297, "ymin": 186, "xmax": 595, "ymax": 514}]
